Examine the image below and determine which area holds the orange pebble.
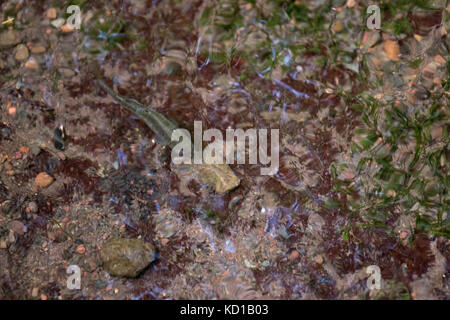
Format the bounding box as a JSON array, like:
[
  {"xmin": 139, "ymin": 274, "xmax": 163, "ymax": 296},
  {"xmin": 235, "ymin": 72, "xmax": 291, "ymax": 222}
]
[
  {"xmin": 8, "ymin": 107, "xmax": 16, "ymax": 115},
  {"xmin": 76, "ymin": 244, "xmax": 86, "ymax": 255},
  {"xmin": 19, "ymin": 146, "xmax": 30, "ymax": 153},
  {"xmin": 289, "ymin": 250, "xmax": 300, "ymax": 260}
]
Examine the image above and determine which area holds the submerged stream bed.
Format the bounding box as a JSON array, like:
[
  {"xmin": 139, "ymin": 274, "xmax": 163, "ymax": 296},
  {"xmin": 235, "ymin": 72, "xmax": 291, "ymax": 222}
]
[{"xmin": 0, "ymin": 0, "xmax": 448, "ymax": 300}]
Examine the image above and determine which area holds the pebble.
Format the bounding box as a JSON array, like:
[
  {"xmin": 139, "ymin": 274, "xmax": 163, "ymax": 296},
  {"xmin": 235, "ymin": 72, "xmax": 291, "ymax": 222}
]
[
  {"xmin": 31, "ymin": 45, "xmax": 46, "ymax": 54},
  {"xmin": 434, "ymin": 55, "xmax": 446, "ymax": 66},
  {"xmin": 61, "ymin": 24, "xmax": 75, "ymax": 33},
  {"xmin": 384, "ymin": 40, "xmax": 400, "ymax": 61},
  {"xmin": 47, "ymin": 232, "xmax": 56, "ymax": 241},
  {"xmin": 400, "ymin": 231, "xmax": 408, "ymax": 240},
  {"xmin": 332, "ymin": 20, "xmax": 344, "ymax": 33},
  {"xmin": 346, "ymin": 0, "xmax": 356, "ymax": 7},
  {"xmin": 60, "ymin": 68, "xmax": 76, "ymax": 77},
  {"xmin": 314, "ymin": 255, "xmax": 324, "ymax": 265},
  {"xmin": 28, "ymin": 201, "xmax": 39, "ymax": 213},
  {"xmin": 289, "ymin": 250, "xmax": 300, "ymax": 260},
  {"xmin": 10, "ymin": 220, "xmax": 27, "ymax": 235},
  {"xmin": 0, "ymin": 29, "xmax": 21, "ymax": 49},
  {"xmin": 76, "ymin": 244, "xmax": 86, "ymax": 255},
  {"xmin": 31, "ymin": 288, "xmax": 39, "ymax": 297},
  {"xmin": 14, "ymin": 44, "xmax": 29, "ymax": 61},
  {"xmin": 8, "ymin": 230, "xmax": 15, "ymax": 242},
  {"xmin": 25, "ymin": 59, "xmax": 39, "ymax": 70},
  {"xmin": 35, "ymin": 172, "xmax": 54, "ymax": 188},
  {"xmin": 47, "ymin": 8, "xmax": 57, "ymax": 19},
  {"xmin": 100, "ymin": 238, "xmax": 156, "ymax": 278},
  {"xmin": 386, "ymin": 189, "xmax": 396, "ymax": 197},
  {"xmin": 19, "ymin": 146, "xmax": 30, "ymax": 153}
]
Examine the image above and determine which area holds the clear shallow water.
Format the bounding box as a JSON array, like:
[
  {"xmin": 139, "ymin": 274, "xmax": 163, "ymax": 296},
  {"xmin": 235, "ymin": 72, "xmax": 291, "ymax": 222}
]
[{"xmin": 0, "ymin": 0, "xmax": 448, "ymax": 300}]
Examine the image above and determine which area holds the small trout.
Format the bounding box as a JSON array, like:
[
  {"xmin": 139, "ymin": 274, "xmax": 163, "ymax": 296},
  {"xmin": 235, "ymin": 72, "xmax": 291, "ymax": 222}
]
[{"xmin": 97, "ymin": 79, "xmax": 240, "ymax": 193}]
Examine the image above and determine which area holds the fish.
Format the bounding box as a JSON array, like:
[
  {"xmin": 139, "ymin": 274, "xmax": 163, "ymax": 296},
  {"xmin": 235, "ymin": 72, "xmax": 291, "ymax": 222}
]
[
  {"xmin": 97, "ymin": 79, "xmax": 177, "ymax": 146},
  {"xmin": 97, "ymin": 79, "xmax": 240, "ymax": 193}
]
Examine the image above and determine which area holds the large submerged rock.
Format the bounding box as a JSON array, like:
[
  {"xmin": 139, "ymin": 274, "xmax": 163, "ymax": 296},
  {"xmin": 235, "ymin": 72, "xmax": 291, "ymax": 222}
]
[
  {"xmin": 100, "ymin": 238, "xmax": 156, "ymax": 278},
  {"xmin": 0, "ymin": 29, "xmax": 21, "ymax": 50}
]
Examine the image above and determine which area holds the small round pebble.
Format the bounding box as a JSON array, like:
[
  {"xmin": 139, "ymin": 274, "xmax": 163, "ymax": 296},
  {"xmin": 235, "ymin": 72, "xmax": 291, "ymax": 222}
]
[
  {"xmin": 14, "ymin": 44, "xmax": 29, "ymax": 61},
  {"xmin": 28, "ymin": 201, "xmax": 38, "ymax": 213},
  {"xmin": 314, "ymin": 255, "xmax": 324, "ymax": 265},
  {"xmin": 35, "ymin": 172, "xmax": 54, "ymax": 188},
  {"xmin": 76, "ymin": 244, "xmax": 86, "ymax": 255},
  {"xmin": 46, "ymin": 8, "xmax": 57, "ymax": 19},
  {"xmin": 25, "ymin": 59, "xmax": 38, "ymax": 70}
]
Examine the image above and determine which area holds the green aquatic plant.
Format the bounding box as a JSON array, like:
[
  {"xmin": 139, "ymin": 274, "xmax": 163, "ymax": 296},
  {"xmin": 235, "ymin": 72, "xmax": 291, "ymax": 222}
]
[
  {"xmin": 196, "ymin": 0, "xmax": 336, "ymax": 78},
  {"xmin": 331, "ymin": 93, "xmax": 449, "ymax": 238}
]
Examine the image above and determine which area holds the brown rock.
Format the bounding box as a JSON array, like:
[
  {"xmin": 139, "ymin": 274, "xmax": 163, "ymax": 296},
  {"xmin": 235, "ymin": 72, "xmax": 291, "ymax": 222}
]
[
  {"xmin": 314, "ymin": 255, "xmax": 324, "ymax": 265},
  {"xmin": 35, "ymin": 172, "xmax": 54, "ymax": 188},
  {"xmin": 25, "ymin": 59, "xmax": 39, "ymax": 70},
  {"xmin": 31, "ymin": 287, "xmax": 39, "ymax": 297},
  {"xmin": 100, "ymin": 238, "xmax": 156, "ymax": 278},
  {"xmin": 14, "ymin": 44, "xmax": 29, "ymax": 61},
  {"xmin": 10, "ymin": 220, "xmax": 27, "ymax": 235},
  {"xmin": 19, "ymin": 146, "xmax": 30, "ymax": 153},
  {"xmin": 31, "ymin": 45, "xmax": 46, "ymax": 54},
  {"xmin": 46, "ymin": 8, "xmax": 57, "ymax": 19},
  {"xmin": 384, "ymin": 40, "xmax": 400, "ymax": 61},
  {"xmin": 197, "ymin": 164, "xmax": 241, "ymax": 193},
  {"xmin": 47, "ymin": 232, "xmax": 56, "ymax": 241},
  {"xmin": 61, "ymin": 24, "xmax": 75, "ymax": 33},
  {"xmin": 0, "ymin": 29, "xmax": 21, "ymax": 49},
  {"xmin": 434, "ymin": 55, "xmax": 446, "ymax": 66},
  {"xmin": 332, "ymin": 20, "xmax": 344, "ymax": 33},
  {"xmin": 76, "ymin": 244, "xmax": 86, "ymax": 255},
  {"xmin": 28, "ymin": 201, "xmax": 38, "ymax": 213}
]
